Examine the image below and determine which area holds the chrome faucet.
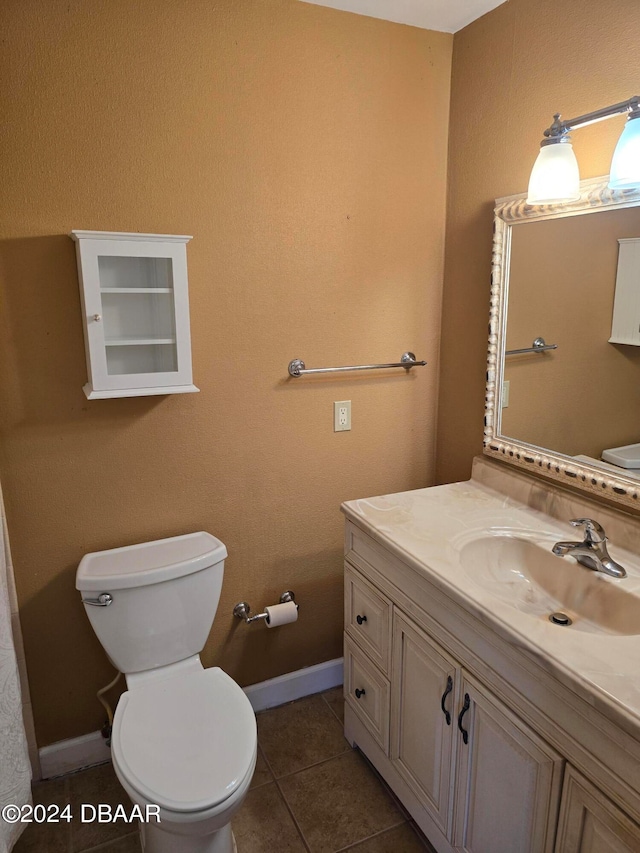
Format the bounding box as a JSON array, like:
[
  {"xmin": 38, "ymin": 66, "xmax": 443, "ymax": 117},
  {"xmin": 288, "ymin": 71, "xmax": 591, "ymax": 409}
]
[{"xmin": 552, "ymin": 518, "xmax": 626, "ymax": 579}]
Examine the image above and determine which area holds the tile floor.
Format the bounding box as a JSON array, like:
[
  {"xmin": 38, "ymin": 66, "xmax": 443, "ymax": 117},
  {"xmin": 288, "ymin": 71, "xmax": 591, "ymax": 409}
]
[{"xmin": 14, "ymin": 688, "xmax": 435, "ymax": 853}]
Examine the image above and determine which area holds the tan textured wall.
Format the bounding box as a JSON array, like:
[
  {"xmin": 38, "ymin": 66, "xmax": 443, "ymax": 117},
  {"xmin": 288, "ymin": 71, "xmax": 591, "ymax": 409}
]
[
  {"xmin": 503, "ymin": 208, "xmax": 640, "ymax": 457},
  {"xmin": 437, "ymin": 0, "xmax": 638, "ymax": 485},
  {"xmin": 0, "ymin": 0, "xmax": 452, "ymax": 746}
]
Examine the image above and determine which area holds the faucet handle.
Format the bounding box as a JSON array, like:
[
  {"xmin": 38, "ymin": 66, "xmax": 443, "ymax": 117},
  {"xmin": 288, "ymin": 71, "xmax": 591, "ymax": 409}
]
[{"xmin": 570, "ymin": 518, "xmax": 607, "ymax": 543}]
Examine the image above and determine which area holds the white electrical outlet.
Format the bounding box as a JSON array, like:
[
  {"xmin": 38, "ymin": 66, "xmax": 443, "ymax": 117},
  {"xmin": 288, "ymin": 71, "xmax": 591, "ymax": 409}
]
[
  {"xmin": 502, "ymin": 380, "xmax": 510, "ymax": 408},
  {"xmin": 334, "ymin": 400, "xmax": 351, "ymax": 432}
]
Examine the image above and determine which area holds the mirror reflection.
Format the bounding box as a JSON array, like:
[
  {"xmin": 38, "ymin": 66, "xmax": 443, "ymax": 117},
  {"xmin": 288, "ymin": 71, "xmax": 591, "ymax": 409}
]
[{"xmin": 502, "ymin": 204, "xmax": 640, "ymax": 477}]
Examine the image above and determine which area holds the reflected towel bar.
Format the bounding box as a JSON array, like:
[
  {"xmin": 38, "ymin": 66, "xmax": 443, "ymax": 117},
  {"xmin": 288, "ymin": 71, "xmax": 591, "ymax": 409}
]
[
  {"xmin": 505, "ymin": 337, "xmax": 558, "ymax": 356},
  {"xmin": 288, "ymin": 352, "xmax": 426, "ymax": 377}
]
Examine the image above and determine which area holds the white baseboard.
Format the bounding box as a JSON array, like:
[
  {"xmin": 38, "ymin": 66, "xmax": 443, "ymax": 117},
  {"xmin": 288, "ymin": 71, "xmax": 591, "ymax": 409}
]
[
  {"xmin": 38, "ymin": 658, "xmax": 344, "ymax": 778},
  {"xmin": 243, "ymin": 657, "xmax": 343, "ymax": 713},
  {"xmin": 39, "ymin": 730, "xmax": 111, "ymax": 779}
]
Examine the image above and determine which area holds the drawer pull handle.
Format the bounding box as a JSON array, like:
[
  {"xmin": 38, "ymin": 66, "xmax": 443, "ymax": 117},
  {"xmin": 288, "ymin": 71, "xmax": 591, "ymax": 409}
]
[
  {"xmin": 356, "ymin": 614, "xmax": 367, "ymax": 625},
  {"xmin": 440, "ymin": 675, "xmax": 453, "ymax": 725},
  {"xmin": 355, "ymin": 688, "xmax": 366, "ymax": 699},
  {"xmin": 457, "ymin": 693, "xmax": 471, "ymax": 744}
]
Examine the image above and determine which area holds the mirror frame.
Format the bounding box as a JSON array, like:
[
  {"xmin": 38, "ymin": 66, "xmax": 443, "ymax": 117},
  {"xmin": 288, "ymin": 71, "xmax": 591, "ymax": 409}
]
[{"xmin": 484, "ymin": 175, "xmax": 640, "ymax": 509}]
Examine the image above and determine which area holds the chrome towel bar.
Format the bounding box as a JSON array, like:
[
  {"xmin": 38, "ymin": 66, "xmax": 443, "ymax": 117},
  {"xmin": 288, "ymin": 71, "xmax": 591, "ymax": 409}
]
[
  {"xmin": 505, "ymin": 337, "xmax": 558, "ymax": 356},
  {"xmin": 288, "ymin": 352, "xmax": 426, "ymax": 378}
]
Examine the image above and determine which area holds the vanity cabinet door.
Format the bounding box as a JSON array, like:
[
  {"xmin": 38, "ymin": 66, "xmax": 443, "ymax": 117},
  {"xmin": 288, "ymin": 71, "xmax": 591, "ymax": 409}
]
[
  {"xmin": 390, "ymin": 611, "xmax": 459, "ymax": 837},
  {"xmin": 453, "ymin": 674, "xmax": 564, "ymax": 853},
  {"xmin": 555, "ymin": 766, "xmax": 640, "ymax": 853}
]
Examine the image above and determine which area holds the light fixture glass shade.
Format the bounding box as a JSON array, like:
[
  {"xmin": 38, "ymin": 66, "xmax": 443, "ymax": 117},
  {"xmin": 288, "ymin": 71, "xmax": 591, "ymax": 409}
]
[
  {"xmin": 526, "ymin": 141, "xmax": 580, "ymax": 205},
  {"xmin": 608, "ymin": 115, "xmax": 640, "ymax": 190}
]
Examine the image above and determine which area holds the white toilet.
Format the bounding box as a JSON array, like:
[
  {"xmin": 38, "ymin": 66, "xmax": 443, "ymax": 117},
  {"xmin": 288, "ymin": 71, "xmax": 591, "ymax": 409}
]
[{"xmin": 76, "ymin": 532, "xmax": 257, "ymax": 853}]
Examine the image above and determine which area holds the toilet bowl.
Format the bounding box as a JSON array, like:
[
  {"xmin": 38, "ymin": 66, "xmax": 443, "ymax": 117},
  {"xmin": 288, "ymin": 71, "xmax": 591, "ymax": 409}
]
[{"xmin": 76, "ymin": 533, "xmax": 257, "ymax": 853}]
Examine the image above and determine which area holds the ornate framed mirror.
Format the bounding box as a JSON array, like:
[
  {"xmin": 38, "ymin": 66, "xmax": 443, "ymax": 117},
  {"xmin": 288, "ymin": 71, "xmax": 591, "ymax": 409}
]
[{"xmin": 484, "ymin": 176, "xmax": 640, "ymax": 508}]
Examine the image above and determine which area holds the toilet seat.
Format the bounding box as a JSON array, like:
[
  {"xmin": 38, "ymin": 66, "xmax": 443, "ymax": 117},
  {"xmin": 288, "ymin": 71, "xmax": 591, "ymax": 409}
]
[{"xmin": 111, "ymin": 666, "xmax": 257, "ymax": 814}]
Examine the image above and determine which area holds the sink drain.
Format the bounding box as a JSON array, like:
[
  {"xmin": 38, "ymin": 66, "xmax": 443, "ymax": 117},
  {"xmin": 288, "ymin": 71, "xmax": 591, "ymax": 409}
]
[{"xmin": 549, "ymin": 611, "xmax": 572, "ymax": 626}]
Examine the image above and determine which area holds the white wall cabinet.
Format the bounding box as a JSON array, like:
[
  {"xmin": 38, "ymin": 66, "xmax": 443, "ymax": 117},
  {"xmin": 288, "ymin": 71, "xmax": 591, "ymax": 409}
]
[
  {"xmin": 71, "ymin": 231, "xmax": 199, "ymax": 399},
  {"xmin": 343, "ymin": 525, "xmax": 640, "ymax": 853},
  {"xmin": 609, "ymin": 237, "xmax": 640, "ymax": 346}
]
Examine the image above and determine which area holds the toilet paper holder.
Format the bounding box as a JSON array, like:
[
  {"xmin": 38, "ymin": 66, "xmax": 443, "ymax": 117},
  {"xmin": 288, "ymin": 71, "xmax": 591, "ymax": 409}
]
[{"xmin": 233, "ymin": 590, "xmax": 298, "ymax": 624}]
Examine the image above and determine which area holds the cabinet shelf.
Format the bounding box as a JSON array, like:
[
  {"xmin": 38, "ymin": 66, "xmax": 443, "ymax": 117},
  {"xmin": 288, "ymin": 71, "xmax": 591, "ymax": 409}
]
[
  {"xmin": 84, "ymin": 383, "xmax": 199, "ymax": 400},
  {"xmin": 105, "ymin": 338, "xmax": 177, "ymax": 347},
  {"xmin": 100, "ymin": 287, "xmax": 173, "ymax": 294}
]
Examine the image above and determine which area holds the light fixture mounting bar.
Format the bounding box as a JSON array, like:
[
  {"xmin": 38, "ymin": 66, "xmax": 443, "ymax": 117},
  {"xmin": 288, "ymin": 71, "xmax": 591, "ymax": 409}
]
[{"xmin": 544, "ymin": 96, "xmax": 640, "ymax": 139}]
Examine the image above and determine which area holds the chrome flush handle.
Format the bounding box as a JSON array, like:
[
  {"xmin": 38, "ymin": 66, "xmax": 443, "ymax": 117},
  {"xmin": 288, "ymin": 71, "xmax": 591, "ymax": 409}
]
[{"xmin": 82, "ymin": 593, "xmax": 113, "ymax": 607}]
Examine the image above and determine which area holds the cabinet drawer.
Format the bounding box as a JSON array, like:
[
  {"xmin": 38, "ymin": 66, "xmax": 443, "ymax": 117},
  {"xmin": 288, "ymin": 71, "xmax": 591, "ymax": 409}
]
[
  {"xmin": 345, "ymin": 563, "xmax": 392, "ymax": 674},
  {"xmin": 344, "ymin": 635, "xmax": 390, "ymax": 754}
]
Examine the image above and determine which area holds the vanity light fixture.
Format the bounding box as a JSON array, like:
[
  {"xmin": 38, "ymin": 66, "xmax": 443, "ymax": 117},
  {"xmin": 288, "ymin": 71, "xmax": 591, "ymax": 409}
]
[{"xmin": 527, "ymin": 95, "xmax": 640, "ymax": 205}]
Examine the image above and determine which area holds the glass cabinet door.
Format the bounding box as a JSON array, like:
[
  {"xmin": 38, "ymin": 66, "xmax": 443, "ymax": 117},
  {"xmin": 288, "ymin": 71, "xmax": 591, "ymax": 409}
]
[{"xmin": 71, "ymin": 232, "xmax": 198, "ymax": 399}]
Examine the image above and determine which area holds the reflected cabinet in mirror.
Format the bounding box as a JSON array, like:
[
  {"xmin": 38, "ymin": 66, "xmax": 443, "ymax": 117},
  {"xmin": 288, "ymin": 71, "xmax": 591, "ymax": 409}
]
[{"xmin": 485, "ymin": 177, "xmax": 640, "ymax": 508}]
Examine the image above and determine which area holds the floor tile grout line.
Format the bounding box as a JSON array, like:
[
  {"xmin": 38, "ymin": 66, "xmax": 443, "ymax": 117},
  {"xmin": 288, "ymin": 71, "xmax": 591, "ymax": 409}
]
[
  {"xmin": 76, "ymin": 826, "xmax": 139, "ymax": 853},
  {"xmin": 273, "ymin": 777, "xmax": 312, "ymax": 853},
  {"xmin": 320, "ymin": 690, "xmax": 345, "ymax": 727},
  {"xmin": 251, "ymin": 743, "xmax": 276, "ymax": 790},
  {"xmin": 331, "ymin": 817, "xmax": 410, "ymax": 852},
  {"xmin": 258, "ymin": 740, "xmax": 353, "ymax": 783},
  {"xmin": 256, "ymin": 693, "xmax": 346, "ymax": 749},
  {"xmin": 254, "ymin": 743, "xmax": 311, "ymax": 852},
  {"xmin": 274, "ymin": 749, "xmax": 408, "ymax": 853},
  {"xmin": 72, "ymin": 828, "xmax": 139, "ymax": 853},
  {"xmin": 255, "ymin": 690, "xmax": 346, "ymax": 774},
  {"xmin": 257, "ymin": 716, "xmax": 361, "ymax": 853},
  {"xmin": 355, "ymin": 747, "xmax": 415, "ymax": 822},
  {"xmin": 255, "ymin": 742, "xmax": 276, "ymax": 781}
]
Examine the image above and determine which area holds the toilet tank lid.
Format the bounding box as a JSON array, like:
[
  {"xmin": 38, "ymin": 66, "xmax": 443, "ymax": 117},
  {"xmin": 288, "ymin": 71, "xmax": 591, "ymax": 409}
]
[
  {"xmin": 602, "ymin": 442, "xmax": 640, "ymax": 469},
  {"xmin": 76, "ymin": 532, "xmax": 227, "ymax": 591}
]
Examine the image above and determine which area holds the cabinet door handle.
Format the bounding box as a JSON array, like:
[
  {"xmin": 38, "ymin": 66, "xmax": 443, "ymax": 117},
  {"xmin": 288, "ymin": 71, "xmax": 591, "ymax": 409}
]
[
  {"xmin": 356, "ymin": 614, "xmax": 367, "ymax": 625},
  {"xmin": 440, "ymin": 675, "xmax": 453, "ymax": 725},
  {"xmin": 355, "ymin": 688, "xmax": 366, "ymax": 699},
  {"xmin": 457, "ymin": 693, "xmax": 470, "ymax": 744}
]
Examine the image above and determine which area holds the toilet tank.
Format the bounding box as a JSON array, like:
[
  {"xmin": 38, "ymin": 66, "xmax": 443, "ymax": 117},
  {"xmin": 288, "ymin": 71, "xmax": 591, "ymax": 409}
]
[{"xmin": 76, "ymin": 532, "xmax": 227, "ymax": 674}]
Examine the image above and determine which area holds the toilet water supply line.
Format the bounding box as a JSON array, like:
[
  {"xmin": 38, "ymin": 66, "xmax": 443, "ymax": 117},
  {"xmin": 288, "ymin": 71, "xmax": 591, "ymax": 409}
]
[{"xmin": 98, "ymin": 669, "xmax": 122, "ymax": 744}]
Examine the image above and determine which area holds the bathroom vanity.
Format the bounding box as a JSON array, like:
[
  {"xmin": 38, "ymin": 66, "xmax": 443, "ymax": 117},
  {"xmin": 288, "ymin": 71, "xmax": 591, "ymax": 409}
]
[{"xmin": 342, "ymin": 458, "xmax": 640, "ymax": 853}]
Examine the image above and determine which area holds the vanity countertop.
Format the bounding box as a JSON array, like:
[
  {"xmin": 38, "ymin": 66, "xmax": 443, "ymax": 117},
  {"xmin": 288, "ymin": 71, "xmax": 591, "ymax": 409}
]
[{"xmin": 342, "ymin": 465, "xmax": 640, "ymax": 739}]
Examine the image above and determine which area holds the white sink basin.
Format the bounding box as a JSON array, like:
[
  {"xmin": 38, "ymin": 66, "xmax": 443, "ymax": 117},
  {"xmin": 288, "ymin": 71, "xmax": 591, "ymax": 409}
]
[{"xmin": 458, "ymin": 532, "xmax": 640, "ymax": 635}]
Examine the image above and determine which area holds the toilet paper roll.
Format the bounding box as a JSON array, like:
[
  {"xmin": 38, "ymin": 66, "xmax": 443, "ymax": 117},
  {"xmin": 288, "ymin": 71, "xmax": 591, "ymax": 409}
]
[{"xmin": 265, "ymin": 601, "xmax": 298, "ymax": 628}]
